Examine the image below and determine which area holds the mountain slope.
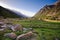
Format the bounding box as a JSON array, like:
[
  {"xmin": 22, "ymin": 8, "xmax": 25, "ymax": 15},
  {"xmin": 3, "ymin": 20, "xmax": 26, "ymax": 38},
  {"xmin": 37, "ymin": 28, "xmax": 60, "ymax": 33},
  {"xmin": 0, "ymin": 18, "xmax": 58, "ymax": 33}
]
[
  {"xmin": 0, "ymin": 6, "xmax": 27, "ymax": 18},
  {"xmin": 34, "ymin": 1, "xmax": 60, "ymax": 21}
]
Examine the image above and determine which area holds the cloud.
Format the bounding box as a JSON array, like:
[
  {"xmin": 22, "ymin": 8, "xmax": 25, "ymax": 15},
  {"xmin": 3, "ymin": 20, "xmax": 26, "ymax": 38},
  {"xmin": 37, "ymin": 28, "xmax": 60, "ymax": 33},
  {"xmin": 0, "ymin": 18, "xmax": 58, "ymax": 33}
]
[
  {"xmin": 0, "ymin": 0, "xmax": 8, "ymax": 3},
  {"xmin": 0, "ymin": 2, "xmax": 35, "ymax": 17},
  {"xmin": 0, "ymin": 0, "xmax": 6, "ymax": 1},
  {"xmin": 0, "ymin": 0, "xmax": 5, "ymax": 3},
  {"xmin": 0, "ymin": 2, "xmax": 13, "ymax": 9},
  {"xmin": 15, "ymin": 9, "xmax": 35, "ymax": 17}
]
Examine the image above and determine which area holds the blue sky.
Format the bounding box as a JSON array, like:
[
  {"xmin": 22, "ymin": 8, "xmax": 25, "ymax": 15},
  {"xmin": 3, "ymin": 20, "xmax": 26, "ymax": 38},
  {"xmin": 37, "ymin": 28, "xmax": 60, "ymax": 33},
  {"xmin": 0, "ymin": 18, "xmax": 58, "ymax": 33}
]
[
  {"xmin": 0, "ymin": 0, "xmax": 57, "ymax": 13},
  {"xmin": 0, "ymin": 0, "xmax": 57, "ymax": 17}
]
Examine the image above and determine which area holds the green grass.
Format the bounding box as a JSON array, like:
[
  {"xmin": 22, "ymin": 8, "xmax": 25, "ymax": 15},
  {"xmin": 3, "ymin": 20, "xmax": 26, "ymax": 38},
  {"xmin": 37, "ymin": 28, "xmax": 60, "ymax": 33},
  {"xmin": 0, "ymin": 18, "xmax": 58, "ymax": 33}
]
[
  {"xmin": 0, "ymin": 29, "xmax": 23, "ymax": 40},
  {"xmin": 34, "ymin": 28, "xmax": 60, "ymax": 40},
  {"xmin": 0, "ymin": 19, "xmax": 60, "ymax": 40},
  {"xmin": 13, "ymin": 19, "xmax": 60, "ymax": 40},
  {"xmin": 13, "ymin": 20, "xmax": 60, "ymax": 28}
]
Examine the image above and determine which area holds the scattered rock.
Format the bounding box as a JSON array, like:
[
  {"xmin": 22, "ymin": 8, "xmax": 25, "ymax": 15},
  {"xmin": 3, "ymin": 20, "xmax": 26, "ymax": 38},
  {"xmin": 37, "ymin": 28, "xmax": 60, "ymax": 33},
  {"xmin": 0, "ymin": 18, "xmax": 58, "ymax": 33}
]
[
  {"xmin": 0, "ymin": 22, "xmax": 23, "ymax": 32},
  {"xmin": 23, "ymin": 28, "xmax": 33, "ymax": 32},
  {"xmin": 4, "ymin": 32, "xmax": 17, "ymax": 39},
  {"xmin": 0, "ymin": 29, "xmax": 5, "ymax": 31},
  {"xmin": 16, "ymin": 31, "xmax": 36, "ymax": 40},
  {"xmin": 0, "ymin": 21, "xmax": 36, "ymax": 40},
  {"xmin": 9, "ymin": 24, "xmax": 23, "ymax": 31},
  {"xmin": 7, "ymin": 25, "xmax": 15, "ymax": 31},
  {"xmin": 23, "ymin": 28, "xmax": 28, "ymax": 32},
  {"xmin": 6, "ymin": 23, "xmax": 23, "ymax": 31},
  {"xmin": 1, "ymin": 24, "xmax": 7, "ymax": 28},
  {"xmin": 0, "ymin": 22, "xmax": 7, "ymax": 31},
  {"xmin": 0, "ymin": 22, "xmax": 4, "ymax": 24},
  {"xmin": 0, "ymin": 22, "xmax": 5, "ymax": 26},
  {"xmin": 13, "ymin": 24, "xmax": 23, "ymax": 31}
]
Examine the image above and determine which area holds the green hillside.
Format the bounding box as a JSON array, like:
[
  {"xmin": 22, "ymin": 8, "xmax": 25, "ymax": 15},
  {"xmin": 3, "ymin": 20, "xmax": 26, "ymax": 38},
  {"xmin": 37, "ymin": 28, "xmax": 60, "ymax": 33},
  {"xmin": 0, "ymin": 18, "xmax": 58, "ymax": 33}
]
[{"xmin": 0, "ymin": 6, "xmax": 22, "ymax": 18}]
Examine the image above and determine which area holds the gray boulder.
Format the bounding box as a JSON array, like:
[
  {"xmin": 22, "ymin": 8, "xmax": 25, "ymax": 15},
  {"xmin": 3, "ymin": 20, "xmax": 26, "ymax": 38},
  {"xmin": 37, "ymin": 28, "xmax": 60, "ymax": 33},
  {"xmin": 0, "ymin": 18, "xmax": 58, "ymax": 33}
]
[
  {"xmin": 11, "ymin": 24, "xmax": 23, "ymax": 31},
  {"xmin": 4, "ymin": 32, "xmax": 17, "ymax": 39},
  {"xmin": 0, "ymin": 24, "xmax": 7, "ymax": 31},
  {"xmin": 16, "ymin": 31, "xmax": 35, "ymax": 40}
]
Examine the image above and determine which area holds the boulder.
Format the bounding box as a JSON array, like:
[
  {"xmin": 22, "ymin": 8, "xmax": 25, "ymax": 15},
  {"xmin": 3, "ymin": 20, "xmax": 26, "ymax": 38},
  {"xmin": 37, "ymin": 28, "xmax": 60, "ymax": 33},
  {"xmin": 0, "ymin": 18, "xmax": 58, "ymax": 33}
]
[
  {"xmin": 0, "ymin": 22, "xmax": 4, "ymax": 26},
  {"xmin": 4, "ymin": 32, "xmax": 17, "ymax": 39},
  {"xmin": 11, "ymin": 24, "xmax": 23, "ymax": 31},
  {"xmin": 23, "ymin": 28, "xmax": 33, "ymax": 32},
  {"xmin": 1, "ymin": 24, "xmax": 7, "ymax": 28},
  {"xmin": 23, "ymin": 28, "xmax": 28, "ymax": 32},
  {"xmin": 14, "ymin": 24, "xmax": 22, "ymax": 31},
  {"xmin": 16, "ymin": 31, "xmax": 35, "ymax": 40},
  {"xmin": 0, "ymin": 29, "xmax": 5, "ymax": 31},
  {"xmin": 0, "ymin": 24, "xmax": 7, "ymax": 31},
  {"xmin": 5, "ymin": 23, "xmax": 23, "ymax": 31}
]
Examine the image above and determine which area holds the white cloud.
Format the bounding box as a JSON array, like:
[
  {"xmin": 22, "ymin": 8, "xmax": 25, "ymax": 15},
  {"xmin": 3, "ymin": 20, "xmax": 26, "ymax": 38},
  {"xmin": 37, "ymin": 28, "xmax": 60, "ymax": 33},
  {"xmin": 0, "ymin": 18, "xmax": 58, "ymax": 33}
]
[
  {"xmin": 0, "ymin": 2, "xmax": 13, "ymax": 9},
  {"xmin": 14, "ymin": 9, "xmax": 35, "ymax": 17},
  {"xmin": 0, "ymin": 2, "xmax": 35, "ymax": 17},
  {"xmin": 0, "ymin": 0, "xmax": 8, "ymax": 1}
]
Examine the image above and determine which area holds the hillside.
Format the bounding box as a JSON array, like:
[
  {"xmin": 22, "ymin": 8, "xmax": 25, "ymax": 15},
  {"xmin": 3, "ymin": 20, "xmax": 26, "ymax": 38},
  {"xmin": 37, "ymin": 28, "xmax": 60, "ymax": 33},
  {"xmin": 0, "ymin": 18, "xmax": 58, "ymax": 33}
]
[
  {"xmin": 0, "ymin": 6, "xmax": 26, "ymax": 18},
  {"xmin": 34, "ymin": 1, "xmax": 60, "ymax": 21}
]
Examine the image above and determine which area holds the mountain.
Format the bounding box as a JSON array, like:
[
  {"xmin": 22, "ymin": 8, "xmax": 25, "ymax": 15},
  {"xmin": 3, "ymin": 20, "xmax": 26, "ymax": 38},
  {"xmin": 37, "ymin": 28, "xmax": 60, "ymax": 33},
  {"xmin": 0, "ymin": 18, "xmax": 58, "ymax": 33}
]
[
  {"xmin": 34, "ymin": 1, "xmax": 60, "ymax": 21},
  {"xmin": 0, "ymin": 6, "xmax": 27, "ymax": 18}
]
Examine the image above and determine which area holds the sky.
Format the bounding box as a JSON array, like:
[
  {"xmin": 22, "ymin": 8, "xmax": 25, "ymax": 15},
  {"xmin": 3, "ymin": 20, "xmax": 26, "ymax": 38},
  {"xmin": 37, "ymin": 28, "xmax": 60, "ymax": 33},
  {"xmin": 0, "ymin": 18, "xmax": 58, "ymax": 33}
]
[{"xmin": 0, "ymin": 0, "xmax": 57, "ymax": 17}]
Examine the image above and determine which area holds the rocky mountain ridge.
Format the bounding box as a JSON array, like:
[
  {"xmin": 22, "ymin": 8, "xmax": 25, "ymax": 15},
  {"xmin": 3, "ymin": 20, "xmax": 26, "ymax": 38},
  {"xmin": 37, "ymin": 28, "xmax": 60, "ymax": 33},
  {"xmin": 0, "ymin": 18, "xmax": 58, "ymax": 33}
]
[{"xmin": 34, "ymin": 1, "xmax": 60, "ymax": 21}]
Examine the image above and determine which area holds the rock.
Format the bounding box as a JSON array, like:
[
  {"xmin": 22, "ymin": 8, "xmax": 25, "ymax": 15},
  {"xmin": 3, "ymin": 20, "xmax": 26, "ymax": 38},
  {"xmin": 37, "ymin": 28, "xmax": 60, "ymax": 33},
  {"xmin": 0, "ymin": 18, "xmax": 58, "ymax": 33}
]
[
  {"xmin": 23, "ymin": 28, "xmax": 33, "ymax": 32},
  {"xmin": 11, "ymin": 24, "xmax": 23, "ymax": 31},
  {"xmin": 0, "ymin": 24, "xmax": 7, "ymax": 31},
  {"xmin": 29, "ymin": 28, "xmax": 33, "ymax": 31},
  {"xmin": 4, "ymin": 32, "xmax": 17, "ymax": 39},
  {"xmin": 5, "ymin": 23, "xmax": 23, "ymax": 31},
  {"xmin": 14, "ymin": 24, "xmax": 23, "ymax": 31},
  {"xmin": 1, "ymin": 24, "xmax": 7, "ymax": 28},
  {"xmin": 0, "ymin": 22, "xmax": 4, "ymax": 26},
  {"xmin": 6, "ymin": 23, "xmax": 15, "ymax": 31},
  {"xmin": 0, "ymin": 29, "xmax": 5, "ymax": 31},
  {"xmin": 16, "ymin": 31, "xmax": 35, "ymax": 40},
  {"xmin": 0, "ymin": 22, "xmax": 4, "ymax": 24},
  {"xmin": 6, "ymin": 23, "xmax": 13, "ymax": 28},
  {"xmin": 23, "ymin": 28, "xmax": 28, "ymax": 32}
]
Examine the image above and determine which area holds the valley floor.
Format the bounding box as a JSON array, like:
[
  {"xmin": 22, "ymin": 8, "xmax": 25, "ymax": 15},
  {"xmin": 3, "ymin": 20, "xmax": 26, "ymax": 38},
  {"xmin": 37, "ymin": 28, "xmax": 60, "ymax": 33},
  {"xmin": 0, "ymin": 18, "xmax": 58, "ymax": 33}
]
[
  {"xmin": 0, "ymin": 19, "xmax": 60, "ymax": 40},
  {"xmin": 13, "ymin": 19, "xmax": 60, "ymax": 40}
]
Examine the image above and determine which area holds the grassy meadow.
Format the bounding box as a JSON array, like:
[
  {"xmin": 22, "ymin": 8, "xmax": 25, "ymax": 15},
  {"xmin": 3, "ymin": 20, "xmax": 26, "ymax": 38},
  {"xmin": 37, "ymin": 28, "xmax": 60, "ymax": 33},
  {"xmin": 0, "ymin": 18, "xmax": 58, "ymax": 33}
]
[
  {"xmin": 13, "ymin": 19, "xmax": 60, "ymax": 40},
  {"xmin": 0, "ymin": 19, "xmax": 60, "ymax": 40}
]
